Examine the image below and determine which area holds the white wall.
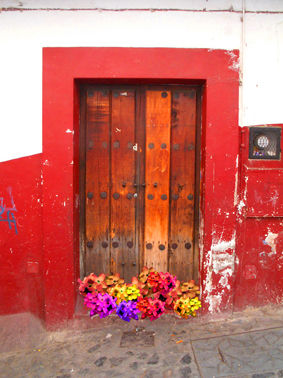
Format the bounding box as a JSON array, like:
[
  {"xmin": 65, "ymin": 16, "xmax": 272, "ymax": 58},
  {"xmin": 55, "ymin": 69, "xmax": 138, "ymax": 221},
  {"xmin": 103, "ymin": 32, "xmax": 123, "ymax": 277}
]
[{"xmin": 0, "ymin": 0, "xmax": 283, "ymax": 162}]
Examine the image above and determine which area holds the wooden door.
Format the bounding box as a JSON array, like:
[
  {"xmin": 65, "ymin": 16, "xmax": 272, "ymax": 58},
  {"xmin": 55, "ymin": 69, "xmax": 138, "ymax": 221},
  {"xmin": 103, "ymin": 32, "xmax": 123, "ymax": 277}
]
[{"xmin": 81, "ymin": 85, "xmax": 199, "ymax": 282}]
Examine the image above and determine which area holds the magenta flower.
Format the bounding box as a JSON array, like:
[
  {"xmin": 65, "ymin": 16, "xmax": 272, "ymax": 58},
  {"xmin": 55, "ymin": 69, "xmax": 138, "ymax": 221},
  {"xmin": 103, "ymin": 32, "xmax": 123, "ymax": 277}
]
[
  {"xmin": 84, "ymin": 292, "xmax": 117, "ymax": 318},
  {"xmin": 158, "ymin": 272, "xmax": 177, "ymax": 295}
]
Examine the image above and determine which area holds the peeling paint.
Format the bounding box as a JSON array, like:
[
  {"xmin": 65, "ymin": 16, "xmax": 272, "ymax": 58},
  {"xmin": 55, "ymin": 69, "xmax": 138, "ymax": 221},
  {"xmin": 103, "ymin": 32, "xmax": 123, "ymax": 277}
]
[
  {"xmin": 219, "ymin": 268, "xmax": 232, "ymax": 290},
  {"xmin": 199, "ymin": 215, "xmax": 204, "ymax": 266},
  {"xmin": 75, "ymin": 194, "xmax": 79, "ymax": 209},
  {"xmin": 264, "ymin": 231, "xmax": 278, "ymax": 255},
  {"xmin": 211, "ymin": 236, "xmax": 235, "ymax": 253},
  {"xmin": 238, "ymin": 199, "xmax": 245, "ymax": 215},
  {"xmin": 234, "ymin": 155, "xmax": 239, "ymax": 206},
  {"xmin": 243, "ymin": 176, "xmax": 248, "ymax": 201},
  {"xmin": 208, "ymin": 294, "xmax": 222, "ymax": 313},
  {"xmin": 212, "ymin": 254, "xmax": 235, "ymax": 274},
  {"xmin": 268, "ymin": 189, "xmax": 279, "ymax": 207},
  {"xmin": 133, "ymin": 143, "xmax": 138, "ymax": 151},
  {"xmin": 203, "ymin": 233, "xmax": 236, "ymax": 313},
  {"xmin": 65, "ymin": 129, "xmax": 74, "ymax": 134},
  {"xmin": 43, "ymin": 159, "xmax": 49, "ymax": 166},
  {"xmin": 238, "ymin": 175, "xmax": 248, "ymax": 215},
  {"xmin": 225, "ymin": 50, "xmax": 240, "ymax": 72}
]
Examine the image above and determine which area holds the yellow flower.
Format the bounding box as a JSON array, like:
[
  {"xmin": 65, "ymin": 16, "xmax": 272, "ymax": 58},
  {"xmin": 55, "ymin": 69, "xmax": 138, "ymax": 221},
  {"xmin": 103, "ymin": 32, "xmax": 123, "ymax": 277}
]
[
  {"xmin": 126, "ymin": 285, "xmax": 141, "ymax": 301},
  {"xmin": 108, "ymin": 284, "xmax": 128, "ymax": 304},
  {"xmin": 174, "ymin": 295, "xmax": 201, "ymax": 318}
]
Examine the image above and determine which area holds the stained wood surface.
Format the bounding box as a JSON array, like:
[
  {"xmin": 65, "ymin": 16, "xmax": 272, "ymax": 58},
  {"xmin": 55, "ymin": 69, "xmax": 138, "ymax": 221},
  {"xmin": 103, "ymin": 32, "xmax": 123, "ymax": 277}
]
[
  {"xmin": 169, "ymin": 89, "xmax": 196, "ymax": 281},
  {"xmin": 85, "ymin": 89, "xmax": 110, "ymax": 275},
  {"xmin": 83, "ymin": 85, "xmax": 199, "ymax": 281},
  {"xmin": 110, "ymin": 90, "xmax": 137, "ymax": 281},
  {"xmin": 144, "ymin": 90, "xmax": 171, "ymax": 272},
  {"xmin": 135, "ymin": 89, "xmax": 146, "ymax": 270}
]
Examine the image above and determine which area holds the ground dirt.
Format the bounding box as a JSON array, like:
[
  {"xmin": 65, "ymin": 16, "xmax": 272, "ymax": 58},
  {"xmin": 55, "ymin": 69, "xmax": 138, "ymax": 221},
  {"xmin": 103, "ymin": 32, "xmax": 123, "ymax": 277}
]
[{"xmin": 1, "ymin": 305, "xmax": 283, "ymax": 377}]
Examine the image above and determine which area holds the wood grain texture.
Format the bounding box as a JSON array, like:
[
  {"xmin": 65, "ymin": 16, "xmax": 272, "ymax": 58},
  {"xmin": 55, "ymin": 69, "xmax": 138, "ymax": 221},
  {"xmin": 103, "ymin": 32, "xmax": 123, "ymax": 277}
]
[
  {"xmin": 169, "ymin": 89, "xmax": 197, "ymax": 281},
  {"xmin": 135, "ymin": 88, "xmax": 146, "ymax": 271},
  {"xmin": 85, "ymin": 89, "xmax": 110, "ymax": 275},
  {"xmin": 144, "ymin": 90, "xmax": 171, "ymax": 272},
  {"xmin": 83, "ymin": 85, "xmax": 199, "ymax": 282},
  {"xmin": 110, "ymin": 90, "xmax": 137, "ymax": 281}
]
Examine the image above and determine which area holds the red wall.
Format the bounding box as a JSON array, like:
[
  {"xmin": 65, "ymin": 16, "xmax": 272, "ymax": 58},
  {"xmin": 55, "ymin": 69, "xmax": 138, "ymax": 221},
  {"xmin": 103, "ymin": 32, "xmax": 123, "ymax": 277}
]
[
  {"xmin": 0, "ymin": 48, "xmax": 282, "ymax": 328},
  {"xmin": 234, "ymin": 125, "xmax": 283, "ymax": 310},
  {"xmin": 0, "ymin": 154, "xmax": 44, "ymax": 320},
  {"xmin": 42, "ymin": 48, "xmax": 239, "ymax": 326},
  {"xmin": 1, "ymin": 129, "xmax": 282, "ymax": 324}
]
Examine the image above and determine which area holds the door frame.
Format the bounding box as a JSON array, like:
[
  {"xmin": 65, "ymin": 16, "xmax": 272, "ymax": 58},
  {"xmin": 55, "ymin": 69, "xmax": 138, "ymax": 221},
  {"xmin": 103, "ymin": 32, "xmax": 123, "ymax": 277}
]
[
  {"xmin": 79, "ymin": 84, "xmax": 202, "ymax": 282},
  {"xmin": 43, "ymin": 48, "xmax": 239, "ymax": 327}
]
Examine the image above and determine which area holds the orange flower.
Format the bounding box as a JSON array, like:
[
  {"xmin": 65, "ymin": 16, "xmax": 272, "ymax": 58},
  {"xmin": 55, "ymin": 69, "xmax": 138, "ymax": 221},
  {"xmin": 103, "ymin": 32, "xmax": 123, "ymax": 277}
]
[
  {"xmin": 105, "ymin": 274, "xmax": 124, "ymax": 287},
  {"xmin": 138, "ymin": 267, "xmax": 156, "ymax": 283},
  {"xmin": 181, "ymin": 280, "xmax": 195, "ymax": 293}
]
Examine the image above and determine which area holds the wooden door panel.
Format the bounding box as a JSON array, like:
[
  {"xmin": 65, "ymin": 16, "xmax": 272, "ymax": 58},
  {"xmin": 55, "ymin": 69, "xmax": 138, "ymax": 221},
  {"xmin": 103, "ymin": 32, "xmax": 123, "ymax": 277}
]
[
  {"xmin": 85, "ymin": 89, "xmax": 110, "ymax": 275},
  {"xmin": 169, "ymin": 89, "xmax": 196, "ymax": 281},
  {"xmin": 144, "ymin": 90, "xmax": 171, "ymax": 272},
  {"xmin": 110, "ymin": 90, "xmax": 137, "ymax": 281},
  {"xmin": 83, "ymin": 85, "xmax": 199, "ymax": 281}
]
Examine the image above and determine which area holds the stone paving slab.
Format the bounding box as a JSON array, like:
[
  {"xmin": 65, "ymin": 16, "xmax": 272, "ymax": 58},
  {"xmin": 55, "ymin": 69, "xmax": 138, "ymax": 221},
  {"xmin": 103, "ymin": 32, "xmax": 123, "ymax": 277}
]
[
  {"xmin": 1, "ymin": 306, "xmax": 283, "ymax": 377},
  {"xmin": 0, "ymin": 320, "xmax": 200, "ymax": 378},
  {"xmin": 192, "ymin": 328, "xmax": 283, "ymax": 377}
]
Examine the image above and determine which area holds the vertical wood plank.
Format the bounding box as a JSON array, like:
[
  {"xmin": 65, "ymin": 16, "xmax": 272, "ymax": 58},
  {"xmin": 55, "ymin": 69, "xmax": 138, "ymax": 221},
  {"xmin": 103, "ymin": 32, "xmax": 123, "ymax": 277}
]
[
  {"xmin": 85, "ymin": 89, "xmax": 110, "ymax": 275},
  {"xmin": 135, "ymin": 88, "xmax": 146, "ymax": 270},
  {"xmin": 111, "ymin": 89, "xmax": 137, "ymax": 281},
  {"xmin": 193, "ymin": 89, "xmax": 202, "ymax": 283},
  {"xmin": 79, "ymin": 88, "xmax": 87, "ymax": 278},
  {"xmin": 144, "ymin": 90, "xmax": 171, "ymax": 272},
  {"xmin": 169, "ymin": 89, "xmax": 197, "ymax": 281}
]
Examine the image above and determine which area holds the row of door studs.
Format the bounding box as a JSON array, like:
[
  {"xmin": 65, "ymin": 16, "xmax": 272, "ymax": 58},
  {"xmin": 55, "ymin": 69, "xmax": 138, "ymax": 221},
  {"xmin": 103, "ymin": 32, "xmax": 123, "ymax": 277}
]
[
  {"xmin": 88, "ymin": 90, "xmax": 195, "ymax": 99},
  {"xmin": 88, "ymin": 142, "xmax": 195, "ymax": 151},
  {"xmin": 86, "ymin": 241, "xmax": 192, "ymax": 250},
  {"xmin": 87, "ymin": 192, "xmax": 194, "ymax": 200}
]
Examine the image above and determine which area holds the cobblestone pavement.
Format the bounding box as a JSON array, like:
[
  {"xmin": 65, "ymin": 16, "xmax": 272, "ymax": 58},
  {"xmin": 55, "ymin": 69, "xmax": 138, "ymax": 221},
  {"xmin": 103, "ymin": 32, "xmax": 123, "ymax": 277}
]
[{"xmin": 1, "ymin": 306, "xmax": 283, "ymax": 377}]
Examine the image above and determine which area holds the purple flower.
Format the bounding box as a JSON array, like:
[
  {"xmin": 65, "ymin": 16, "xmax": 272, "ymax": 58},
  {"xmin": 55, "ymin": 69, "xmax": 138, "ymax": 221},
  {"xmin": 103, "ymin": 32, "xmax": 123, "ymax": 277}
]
[
  {"xmin": 84, "ymin": 292, "xmax": 117, "ymax": 319},
  {"xmin": 116, "ymin": 300, "xmax": 140, "ymax": 322}
]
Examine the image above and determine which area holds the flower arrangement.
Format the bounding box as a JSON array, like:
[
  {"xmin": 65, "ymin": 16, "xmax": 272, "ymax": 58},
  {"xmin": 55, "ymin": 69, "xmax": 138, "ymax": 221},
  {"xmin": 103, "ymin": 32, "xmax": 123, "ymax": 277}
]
[{"xmin": 78, "ymin": 267, "xmax": 201, "ymax": 322}]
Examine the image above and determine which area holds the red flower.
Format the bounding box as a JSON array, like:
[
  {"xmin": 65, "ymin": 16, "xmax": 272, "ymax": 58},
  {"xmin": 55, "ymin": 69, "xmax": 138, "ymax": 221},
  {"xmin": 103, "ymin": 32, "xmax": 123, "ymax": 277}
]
[
  {"xmin": 78, "ymin": 273, "xmax": 107, "ymax": 296},
  {"xmin": 137, "ymin": 297, "xmax": 165, "ymax": 321},
  {"xmin": 147, "ymin": 271, "xmax": 161, "ymax": 292}
]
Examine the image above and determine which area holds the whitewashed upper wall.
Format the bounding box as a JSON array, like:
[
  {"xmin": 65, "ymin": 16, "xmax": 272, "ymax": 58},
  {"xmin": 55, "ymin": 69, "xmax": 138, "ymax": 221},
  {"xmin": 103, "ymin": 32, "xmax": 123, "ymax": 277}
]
[{"xmin": 0, "ymin": 0, "xmax": 283, "ymax": 162}]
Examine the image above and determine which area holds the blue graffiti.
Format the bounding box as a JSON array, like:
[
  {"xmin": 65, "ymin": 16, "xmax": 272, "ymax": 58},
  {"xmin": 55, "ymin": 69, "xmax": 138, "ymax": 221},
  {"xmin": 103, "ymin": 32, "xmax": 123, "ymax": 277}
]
[{"xmin": 0, "ymin": 187, "xmax": 18, "ymax": 234}]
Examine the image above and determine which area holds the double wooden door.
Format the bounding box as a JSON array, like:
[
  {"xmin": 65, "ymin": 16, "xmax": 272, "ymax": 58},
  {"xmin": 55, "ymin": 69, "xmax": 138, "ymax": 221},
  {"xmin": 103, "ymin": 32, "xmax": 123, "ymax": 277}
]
[{"xmin": 80, "ymin": 85, "xmax": 200, "ymax": 282}]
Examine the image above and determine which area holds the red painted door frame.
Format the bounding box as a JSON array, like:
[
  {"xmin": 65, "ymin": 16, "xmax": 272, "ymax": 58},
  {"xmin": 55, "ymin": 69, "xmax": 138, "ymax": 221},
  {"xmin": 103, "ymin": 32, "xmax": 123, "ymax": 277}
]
[{"xmin": 43, "ymin": 47, "xmax": 239, "ymax": 327}]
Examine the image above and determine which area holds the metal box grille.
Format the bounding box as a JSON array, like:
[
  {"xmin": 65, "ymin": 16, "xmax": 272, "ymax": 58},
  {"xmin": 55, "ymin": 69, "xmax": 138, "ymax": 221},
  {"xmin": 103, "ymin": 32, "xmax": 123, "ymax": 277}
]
[{"xmin": 249, "ymin": 127, "xmax": 281, "ymax": 160}]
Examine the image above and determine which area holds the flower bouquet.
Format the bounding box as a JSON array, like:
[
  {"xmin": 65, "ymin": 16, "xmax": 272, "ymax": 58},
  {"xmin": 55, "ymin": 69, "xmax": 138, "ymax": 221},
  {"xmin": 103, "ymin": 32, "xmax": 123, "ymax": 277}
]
[{"xmin": 78, "ymin": 267, "xmax": 201, "ymax": 322}]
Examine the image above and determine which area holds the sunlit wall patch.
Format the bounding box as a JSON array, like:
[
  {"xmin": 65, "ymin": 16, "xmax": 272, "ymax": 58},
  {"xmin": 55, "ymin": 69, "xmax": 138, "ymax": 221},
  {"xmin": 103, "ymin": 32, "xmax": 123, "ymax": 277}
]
[{"xmin": 249, "ymin": 127, "xmax": 281, "ymax": 160}]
